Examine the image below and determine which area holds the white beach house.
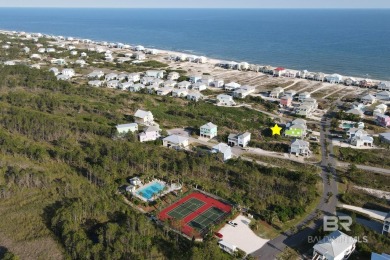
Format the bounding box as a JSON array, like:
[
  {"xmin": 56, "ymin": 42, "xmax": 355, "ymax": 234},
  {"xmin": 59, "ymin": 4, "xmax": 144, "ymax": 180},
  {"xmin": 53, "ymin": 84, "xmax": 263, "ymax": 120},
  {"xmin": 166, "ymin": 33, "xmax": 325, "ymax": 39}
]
[
  {"xmin": 163, "ymin": 135, "xmax": 190, "ymax": 149},
  {"xmin": 217, "ymin": 94, "xmax": 236, "ymax": 106},
  {"xmin": 212, "ymin": 143, "xmax": 232, "ymax": 161},
  {"xmin": 312, "ymin": 230, "xmax": 357, "ymax": 260},
  {"xmin": 228, "ymin": 132, "xmax": 251, "ymax": 147},
  {"xmin": 134, "ymin": 109, "xmax": 154, "ymax": 125},
  {"xmin": 325, "ymin": 74, "xmax": 343, "ymax": 84}
]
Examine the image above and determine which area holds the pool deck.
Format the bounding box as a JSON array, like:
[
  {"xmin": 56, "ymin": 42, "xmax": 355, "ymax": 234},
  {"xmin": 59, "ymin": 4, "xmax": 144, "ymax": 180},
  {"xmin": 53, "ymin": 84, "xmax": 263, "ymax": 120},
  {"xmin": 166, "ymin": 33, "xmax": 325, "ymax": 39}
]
[{"xmin": 132, "ymin": 179, "xmax": 182, "ymax": 202}]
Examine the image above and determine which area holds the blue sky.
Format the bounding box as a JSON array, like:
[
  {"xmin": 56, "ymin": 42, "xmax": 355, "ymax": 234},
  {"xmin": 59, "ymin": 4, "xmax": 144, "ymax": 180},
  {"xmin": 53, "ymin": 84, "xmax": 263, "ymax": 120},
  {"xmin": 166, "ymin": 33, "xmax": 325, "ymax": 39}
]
[{"xmin": 0, "ymin": 0, "xmax": 389, "ymax": 8}]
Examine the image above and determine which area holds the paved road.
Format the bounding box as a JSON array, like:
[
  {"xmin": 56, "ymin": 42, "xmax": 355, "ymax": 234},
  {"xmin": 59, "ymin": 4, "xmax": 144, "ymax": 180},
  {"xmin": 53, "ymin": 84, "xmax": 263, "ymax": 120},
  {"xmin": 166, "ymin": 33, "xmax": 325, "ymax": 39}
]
[{"xmin": 252, "ymin": 116, "xmax": 339, "ymax": 259}]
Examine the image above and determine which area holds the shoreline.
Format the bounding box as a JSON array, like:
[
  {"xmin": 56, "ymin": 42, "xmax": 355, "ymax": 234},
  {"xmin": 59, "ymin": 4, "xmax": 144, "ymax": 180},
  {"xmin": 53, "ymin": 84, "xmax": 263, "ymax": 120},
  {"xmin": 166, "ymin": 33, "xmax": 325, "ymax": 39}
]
[{"xmin": 0, "ymin": 28, "xmax": 386, "ymax": 84}]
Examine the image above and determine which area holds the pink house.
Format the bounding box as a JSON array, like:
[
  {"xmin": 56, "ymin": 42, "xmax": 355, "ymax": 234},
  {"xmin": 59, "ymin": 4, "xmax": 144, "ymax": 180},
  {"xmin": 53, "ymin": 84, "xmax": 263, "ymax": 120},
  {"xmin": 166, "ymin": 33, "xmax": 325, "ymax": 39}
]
[
  {"xmin": 138, "ymin": 126, "xmax": 161, "ymax": 142},
  {"xmin": 280, "ymin": 95, "xmax": 292, "ymax": 107},
  {"xmin": 376, "ymin": 114, "xmax": 390, "ymax": 127}
]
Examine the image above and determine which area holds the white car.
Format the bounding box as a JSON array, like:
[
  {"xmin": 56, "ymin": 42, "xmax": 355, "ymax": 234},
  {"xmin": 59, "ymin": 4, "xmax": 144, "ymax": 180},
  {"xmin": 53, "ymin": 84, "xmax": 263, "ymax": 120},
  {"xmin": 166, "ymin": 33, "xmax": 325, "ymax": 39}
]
[{"xmin": 227, "ymin": 221, "xmax": 238, "ymax": 227}]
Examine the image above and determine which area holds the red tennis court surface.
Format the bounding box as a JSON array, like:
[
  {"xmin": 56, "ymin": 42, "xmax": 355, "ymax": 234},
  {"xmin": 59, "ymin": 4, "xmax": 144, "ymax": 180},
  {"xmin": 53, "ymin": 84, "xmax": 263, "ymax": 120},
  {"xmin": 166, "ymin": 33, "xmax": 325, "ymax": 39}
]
[{"xmin": 159, "ymin": 192, "xmax": 232, "ymax": 238}]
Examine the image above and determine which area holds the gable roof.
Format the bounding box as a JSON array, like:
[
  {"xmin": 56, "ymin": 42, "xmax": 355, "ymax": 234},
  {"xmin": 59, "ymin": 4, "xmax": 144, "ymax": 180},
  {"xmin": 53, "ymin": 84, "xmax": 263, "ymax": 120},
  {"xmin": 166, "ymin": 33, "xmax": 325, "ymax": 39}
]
[
  {"xmin": 361, "ymin": 94, "xmax": 376, "ymax": 101},
  {"xmin": 377, "ymin": 91, "xmax": 390, "ymax": 97},
  {"xmin": 201, "ymin": 122, "xmax": 217, "ymax": 129},
  {"xmin": 212, "ymin": 143, "xmax": 231, "ymax": 154},
  {"xmin": 292, "ymin": 118, "xmax": 307, "ymax": 125},
  {"xmin": 228, "ymin": 132, "xmax": 251, "ymax": 140},
  {"xmin": 144, "ymin": 126, "xmax": 160, "ymax": 133},
  {"xmin": 313, "ymin": 230, "xmax": 357, "ymax": 258},
  {"xmin": 291, "ymin": 139, "xmax": 309, "ymax": 147},
  {"xmin": 163, "ymin": 135, "xmax": 189, "ymax": 144},
  {"xmin": 117, "ymin": 123, "xmax": 138, "ymax": 129},
  {"xmin": 134, "ymin": 109, "xmax": 152, "ymax": 119},
  {"xmin": 379, "ymin": 133, "xmax": 390, "ymax": 141}
]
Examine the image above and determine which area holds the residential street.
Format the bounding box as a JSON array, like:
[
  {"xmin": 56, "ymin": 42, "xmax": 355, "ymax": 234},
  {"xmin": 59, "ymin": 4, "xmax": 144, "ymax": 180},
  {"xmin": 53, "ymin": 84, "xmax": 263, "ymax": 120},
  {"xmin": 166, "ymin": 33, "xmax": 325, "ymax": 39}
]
[{"xmin": 252, "ymin": 116, "xmax": 339, "ymax": 259}]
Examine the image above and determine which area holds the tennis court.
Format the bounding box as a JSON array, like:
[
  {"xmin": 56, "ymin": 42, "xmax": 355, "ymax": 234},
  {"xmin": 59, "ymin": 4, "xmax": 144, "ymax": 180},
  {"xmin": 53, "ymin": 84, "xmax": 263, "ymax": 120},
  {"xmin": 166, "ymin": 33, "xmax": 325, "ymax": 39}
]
[
  {"xmin": 167, "ymin": 198, "xmax": 205, "ymax": 219},
  {"xmin": 159, "ymin": 192, "xmax": 232, "ymax": 238},
  {"xmin": 188, "ymin": 207, "xmax": 227, "ymax": 232}
]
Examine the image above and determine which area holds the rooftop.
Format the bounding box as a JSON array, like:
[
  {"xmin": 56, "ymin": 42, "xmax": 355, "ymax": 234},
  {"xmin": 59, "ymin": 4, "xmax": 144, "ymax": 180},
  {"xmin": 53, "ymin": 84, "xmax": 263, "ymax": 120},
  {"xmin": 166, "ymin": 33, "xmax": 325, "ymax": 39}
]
[{"xmin": 313, "ymin": 230, "xmax": 357, "ymax": 258}]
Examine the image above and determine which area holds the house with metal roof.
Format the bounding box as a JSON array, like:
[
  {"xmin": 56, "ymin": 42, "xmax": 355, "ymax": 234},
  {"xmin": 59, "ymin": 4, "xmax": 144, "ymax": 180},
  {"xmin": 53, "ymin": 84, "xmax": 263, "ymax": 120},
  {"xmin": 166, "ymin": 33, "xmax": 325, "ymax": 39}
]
[
  {"xmin": 145, "ymin": 70, "xmax": 164, "ymax": 79},
  {"xmin": 347, "ymin": 128, "xmax": 374, "ymax": 147},
  {"xmin": 212, "ymin": 143, "xmax": 232, "ymax": 161},
  {"xmin": 325, "ymin": 74, "xmax": 343, "ymax": 84},
  {"xmin": 217, "ymin": 94, "xmax": 236, "ymax": 106},
  {"xmin": 187, "ymin": 91, "xmax": 204, "ymax": 102},
  {"xmin": 134, "ymin": 109, "xmax": 154, "ymax": 125},
  {"xmin": 178, "ymin": 81, "xmax": 192, "ymax": 89},
  {"xmin": 172, "ymin": 89, "xmax": 188, "ymax": 98},
  {"xmin": 156, "ymin": 87, "xmax": 173, "ymax": 96},
  {"xmin": 376, "ymin": 91, "xmax": 390, "ymax": 101},
  {"xmin": 312, "ymin": 230, "xmax": 357, "ymax": 260},
  {"xmin": 232, "ymin": 85, "xmax": 256, "ymax": 99},
  {"xmin": 379, "ymin": 133, "xmax": 390, "ymax": 144},
  {"xmin": 298, "ymin": 91, "xmax": 311, "ymax": 102},
  {"xmin": 192, "ymin": 82, "xmax": 207, "ymax": 91},
  {"xmin": 290, "ymin": 139, "xmax": 311, "ymax": 156},
  {"xmin": 138, "ymin": 126, "xmax": 160, "ymax": 142},
  {"xmin": 224, "ymin": 82, "xmax": 241, "ymax": 91},
  {"xmin": 167, "ymin": 72, "xmax": 180, "ymax": 81},
  {"xmin": 212, "ymin": 79, "xmax": 225, "ymax": 88},
  {"xmin": 228, "ymin": 132, "xmax": 251, "ymax": 147},
  {"xmin": 200, "ymin": 122, "xmax": 218, "ymax": 139},
  {"xmin": 270, "ymin": 87, "xmax": 284, "ymax": 98},
  {"xmin": 163, "ymin": 135, "xmax": 189, "ymax": 149},
  {"xmin": 373, "ymin": 104, "xmax": 387, "ymax": 117},
  {"xmin": 361, "ymin": 94, "xmax": 376, "ymax": 105},
  {"xmin": 285, "ymin": 119, "xmax": 307, "ymax": 138},
  {"xmin": 378, "ymin": 81, "xmax": 390, "ymax": 91},
  {"xmin": 129, "ymin": 83, "xmax": 145, "ymax": 92},
  {"xmin": 371, "ymin": 252, "xmax": 390, "ymax": 260}
]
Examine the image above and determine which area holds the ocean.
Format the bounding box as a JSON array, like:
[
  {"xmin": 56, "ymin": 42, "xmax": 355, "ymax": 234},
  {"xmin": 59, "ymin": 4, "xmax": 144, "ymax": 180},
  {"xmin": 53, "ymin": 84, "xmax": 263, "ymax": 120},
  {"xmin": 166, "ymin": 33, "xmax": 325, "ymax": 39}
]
[{"xmin": 0, "ymin": 8, "xmax": 389, "ymax": 80}]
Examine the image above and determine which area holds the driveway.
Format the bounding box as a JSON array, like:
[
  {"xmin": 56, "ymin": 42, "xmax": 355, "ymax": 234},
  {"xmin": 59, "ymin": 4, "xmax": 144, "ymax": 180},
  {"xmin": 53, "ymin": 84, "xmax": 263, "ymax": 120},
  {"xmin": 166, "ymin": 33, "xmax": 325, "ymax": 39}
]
[
  {"xmin": 339, "ymin": 204, "xmax": 388, "ymax": 221},
  {"xmin": 166, "ymin": 128, "xmax": 190, "ymax": 137},
  {"xmin": 218, "ymin": 215, "xmax": 269, "ymax": 255}
]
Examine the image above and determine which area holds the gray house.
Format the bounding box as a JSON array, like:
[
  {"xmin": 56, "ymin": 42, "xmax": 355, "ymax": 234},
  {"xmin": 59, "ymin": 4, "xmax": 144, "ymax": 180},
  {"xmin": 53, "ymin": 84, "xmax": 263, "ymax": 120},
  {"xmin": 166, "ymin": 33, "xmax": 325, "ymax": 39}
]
[
  {"xmin": 228, "ymin": 132, "xmax": 251, "ymax": 147},
  {"xmin": 290, "ymin": 139, "xmax": 311, "ymax": 156}
]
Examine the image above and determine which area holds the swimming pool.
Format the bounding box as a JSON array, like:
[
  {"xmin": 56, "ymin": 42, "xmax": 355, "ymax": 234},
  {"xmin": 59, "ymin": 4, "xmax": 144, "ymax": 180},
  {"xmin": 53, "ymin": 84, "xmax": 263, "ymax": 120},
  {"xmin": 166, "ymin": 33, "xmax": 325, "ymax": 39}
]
[{"xmin": 137, "ymin": 181, "xmax": 165, "ymax": 200}]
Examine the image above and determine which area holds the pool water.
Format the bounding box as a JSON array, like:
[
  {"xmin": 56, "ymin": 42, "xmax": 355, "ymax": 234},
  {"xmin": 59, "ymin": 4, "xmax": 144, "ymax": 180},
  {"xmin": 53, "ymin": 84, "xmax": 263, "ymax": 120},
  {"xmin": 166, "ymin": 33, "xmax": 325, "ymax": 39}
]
[
  {"xmin": 342, "ymin": 123, "xmax": 354, "ymax": 129},
  {"xmin": 137, "ymin": 182, "xmax": 165, "ymax": 200}
]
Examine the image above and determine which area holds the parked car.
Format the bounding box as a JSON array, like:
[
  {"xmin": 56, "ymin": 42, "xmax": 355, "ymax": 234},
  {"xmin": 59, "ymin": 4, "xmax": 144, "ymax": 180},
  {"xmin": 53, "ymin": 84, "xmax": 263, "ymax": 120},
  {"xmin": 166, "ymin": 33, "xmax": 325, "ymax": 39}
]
[
  {"xmin": 215, "ymin": 232, "xmax": 223, "ymax": 238},
  {"xmin": 227, "ymin": 221, "xmax": 238, "ymax": 227}
]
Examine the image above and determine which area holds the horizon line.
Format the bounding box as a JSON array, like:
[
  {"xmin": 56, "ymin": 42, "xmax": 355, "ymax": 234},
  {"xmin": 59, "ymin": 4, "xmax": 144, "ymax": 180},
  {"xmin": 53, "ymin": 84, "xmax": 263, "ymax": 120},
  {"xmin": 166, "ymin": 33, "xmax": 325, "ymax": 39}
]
[{"xmin": 0, "ymin": 7, "xmax": 389, "ymax": 9}]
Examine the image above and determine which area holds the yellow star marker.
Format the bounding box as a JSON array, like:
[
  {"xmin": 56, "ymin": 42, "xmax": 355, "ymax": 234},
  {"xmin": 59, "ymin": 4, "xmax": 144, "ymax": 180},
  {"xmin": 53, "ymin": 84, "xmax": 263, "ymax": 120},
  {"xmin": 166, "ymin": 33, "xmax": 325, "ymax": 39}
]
[{"xmin": 271, "ymin": 124, "xmax": 282, "ymax": 136}]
